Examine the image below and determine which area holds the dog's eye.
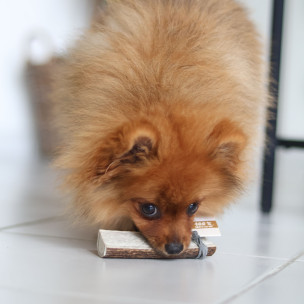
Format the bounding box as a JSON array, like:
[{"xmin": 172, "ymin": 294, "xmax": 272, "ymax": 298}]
[
  {"xmin": 140, "ymin": 203, "xmax": 160, "ymax": 219},
  {"xmin": 187, "ymin": 202, "xmax": 199, "ymax": 216}
]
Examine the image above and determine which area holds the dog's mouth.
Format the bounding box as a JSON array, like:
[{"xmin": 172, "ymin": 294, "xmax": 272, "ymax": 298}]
[
  {"xmin": 150, "ymin": 246, "xmax": 185, "ymax": 258},
  {"xmin": 133, "ymin": 224, "xmax": 187, "ymax": 257},
  {"xmin": 147, "ymin": 240, "xmax": 186, "ymax": 257}
]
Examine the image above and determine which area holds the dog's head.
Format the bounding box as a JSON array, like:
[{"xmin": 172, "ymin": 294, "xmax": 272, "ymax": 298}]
[{"xmin": 63, "ymin": 113, "xmax": 246, "ymax": 256}]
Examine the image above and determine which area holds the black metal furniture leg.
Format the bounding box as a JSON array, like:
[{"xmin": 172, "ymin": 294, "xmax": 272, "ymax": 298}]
[{"xmin": 261, "ymin": 0, "xmax": 285, "ymax": 213}]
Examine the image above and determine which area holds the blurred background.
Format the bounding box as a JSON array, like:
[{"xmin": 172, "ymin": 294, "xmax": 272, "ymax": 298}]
[{"xmin": 0, "ymin": 0, "xmax": 303, "ymax": 216}]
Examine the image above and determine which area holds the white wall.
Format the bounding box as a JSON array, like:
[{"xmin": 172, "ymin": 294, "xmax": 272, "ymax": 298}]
[
  {"xmin": 277, "ymin": 0, "xmax": 304, "ymax": 139},
  {"xmin": 0, "ymin": 0, "xmax": 93, "ymax": 160},
  {"xmin": 242, "ymin": 0, "xmax": 304, "ymax": 140},
  {"xmin": 1, "ymin": 0, "xmax": 303, "ymax": 162}
]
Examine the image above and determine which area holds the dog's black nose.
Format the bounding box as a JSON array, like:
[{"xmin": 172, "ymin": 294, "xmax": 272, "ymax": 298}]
[{"xmin": 165, "ymin": 242, "xmax": 184, "ymax": 254}]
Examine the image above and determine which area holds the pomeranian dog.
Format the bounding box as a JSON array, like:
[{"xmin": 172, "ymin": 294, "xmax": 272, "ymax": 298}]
[{"xmin": 53, "ymin": 0, "xmax": 268, "ymax": 256}]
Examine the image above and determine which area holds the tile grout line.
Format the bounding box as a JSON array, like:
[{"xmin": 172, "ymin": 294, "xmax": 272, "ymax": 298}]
[
  {"xmin": 0, "ymin": 215, "xmax": 63, "ymax": 232},
  {"xmin": 0, "ymin": 284, "xmax": 186, "ymax": 304},
  {"xmin": 218, "ymin": 251, "xmax": 294, "ymax": 262},
  {"xmin": 3, "ymin": 230, "xmax": 95, "ymax": 243},
  {"xmin": 215, "ymin": 250, "xmax": 304, "ymax": 304}
]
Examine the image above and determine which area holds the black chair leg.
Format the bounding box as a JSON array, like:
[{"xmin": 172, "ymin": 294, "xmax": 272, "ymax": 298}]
[{"xmin": 261, "ymin": 0, "xmax": 285, "ymax": 213}]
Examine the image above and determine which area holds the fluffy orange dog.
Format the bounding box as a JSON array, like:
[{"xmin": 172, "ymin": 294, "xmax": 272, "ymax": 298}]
[{"xmin": 54, "ymin": 0, "xmax": 268, "ymax": 256}]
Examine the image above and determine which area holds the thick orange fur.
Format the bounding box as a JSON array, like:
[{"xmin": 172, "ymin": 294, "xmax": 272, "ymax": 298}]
[{"xmin": 53, "ymin": 0, "xmax": 268, "ymax": 255}]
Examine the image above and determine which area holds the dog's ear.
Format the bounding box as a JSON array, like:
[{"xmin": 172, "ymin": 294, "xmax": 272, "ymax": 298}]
[
  {"xmin": 96, "ymin": 123, "xmax": 159, "ymax": 182},
  {"xmin": 207, "ymin": 119, "xmax": 247, "ymax": 170},
  {"xmin": 118, "ymin": 136, "xmax": 155, "ymax": 164}
]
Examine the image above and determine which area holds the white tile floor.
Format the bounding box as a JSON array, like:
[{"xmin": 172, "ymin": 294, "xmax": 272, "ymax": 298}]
[{"xmin": 1, "ymin": 149, "xmax": 304, "ymax": 304}]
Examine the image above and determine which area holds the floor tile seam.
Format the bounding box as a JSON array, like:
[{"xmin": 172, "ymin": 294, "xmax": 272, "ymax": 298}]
[
  {"xmin": 0, "ymin": 215, "xmax": 64, "ymax": 232},
  {"xmin": 218, "ymin": 251, "xmax": 291, "ymax": 262},
  {"xmin": 1, "ymin": 230, "xmax": 95, "ymax": 243},
  {"xmin": 215, "ymin": 250, "xmax": 304, "ymax": 304},
  {"xmin": 0, "ymin": 284, "xmax": 187, "ymax": 304}
]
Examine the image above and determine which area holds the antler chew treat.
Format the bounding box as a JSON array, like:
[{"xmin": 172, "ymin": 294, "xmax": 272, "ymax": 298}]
[{"xmin": 97, "ymin": 230, "xmax": 216, "ymax": 259}]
